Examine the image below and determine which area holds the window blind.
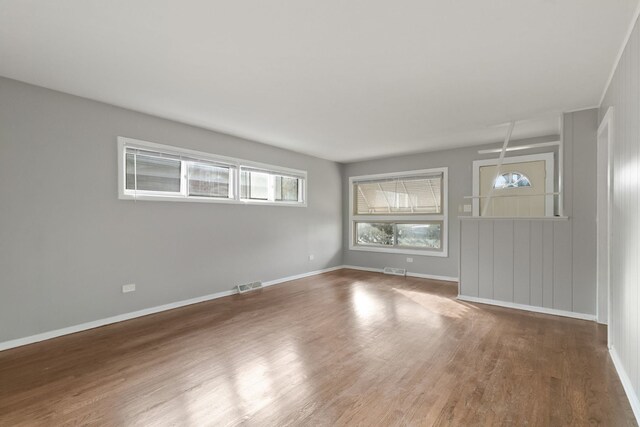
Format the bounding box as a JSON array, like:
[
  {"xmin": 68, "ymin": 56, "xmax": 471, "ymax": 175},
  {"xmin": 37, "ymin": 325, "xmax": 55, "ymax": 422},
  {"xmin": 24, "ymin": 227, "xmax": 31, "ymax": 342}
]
[{"xmin": 353, "ymin": 173, "xmax": 443, "ymax": 214}]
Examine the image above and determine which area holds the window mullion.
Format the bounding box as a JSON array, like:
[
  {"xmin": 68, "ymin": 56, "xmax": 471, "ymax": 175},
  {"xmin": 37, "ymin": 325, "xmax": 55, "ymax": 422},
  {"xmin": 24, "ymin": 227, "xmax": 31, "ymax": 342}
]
[
  {"xmin": 393, "ymin": 223, "xmax": 398, "ymax": 248},
  {"xmin": 133, "ymin": 152, "xmax": 138, "ymax": 198},
  {"xmin": 268, "ymin": 174, "xmax": 276, "ymax": 201},
  {"xmin": 299, "ymin": 178, "xmax": 304, "ymax": 203},
  {"xmin": 231, "ymin": 166, "xmax": 238, "ymax": 200},
  {"xmin": 181, "ymin": 160, "xmax": 188, "ymax": 197}
]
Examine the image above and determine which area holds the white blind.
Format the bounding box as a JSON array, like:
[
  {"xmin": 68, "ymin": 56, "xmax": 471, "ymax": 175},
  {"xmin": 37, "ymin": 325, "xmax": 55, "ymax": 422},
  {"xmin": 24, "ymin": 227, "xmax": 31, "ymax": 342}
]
[
  {"xmin": 354, "ymin": 173, "xmax": 442, "ymax": 214},
  {"xmin": 125, "ymin": 151, "xmax": 182, "ymax": 193},
  {"xmin": 125, "ymin": 147, "xmax": 234, "ymax": 197},
  {"xmin": 188, "ymin": 162, "xmax": 230, "ymax": 198}
]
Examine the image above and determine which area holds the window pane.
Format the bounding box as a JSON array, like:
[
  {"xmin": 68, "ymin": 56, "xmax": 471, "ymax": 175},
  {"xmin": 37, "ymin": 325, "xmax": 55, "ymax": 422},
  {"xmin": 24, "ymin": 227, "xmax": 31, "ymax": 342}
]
[
  {"xmin": 355, "ymin": 174, "xmax": 442, "ymax": 215},
  {"xmin": 126, "ymin": 153, "xmax": 181, "ymax": 192},
  {"xmin": 396, "ymin": 223, "xmax": 441, "ymax": 249},
  {"xmin": 241, "ymin": 171, "xmax": 269, "ymax": 200},
  {"xmin": 275, "ymin": 176, "xmax": 299, "ymax": 201},
  {"xmin": 493, "ymin": 172, "xmax": 532, "ymax": 189},
  {"xmin": 188, "ymin": 162, "xmax": 230, "ymax": 198},
  {"xmin": 355, "ymin": 223, "xmax": 394, "ymax": 246}
]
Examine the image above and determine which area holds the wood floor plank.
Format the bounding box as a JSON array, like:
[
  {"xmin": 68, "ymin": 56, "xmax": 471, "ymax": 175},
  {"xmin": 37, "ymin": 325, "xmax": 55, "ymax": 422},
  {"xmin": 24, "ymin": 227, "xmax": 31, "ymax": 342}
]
[{"xmin": 0, "ymin": 269, "xmax": 636, "ymax": 426}]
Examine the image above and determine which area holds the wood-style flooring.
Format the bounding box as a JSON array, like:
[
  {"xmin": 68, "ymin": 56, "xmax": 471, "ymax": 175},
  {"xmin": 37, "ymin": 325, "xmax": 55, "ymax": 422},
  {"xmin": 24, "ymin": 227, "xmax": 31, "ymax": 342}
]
[{"xmin": 0, "ymin": 269, "xmax": 636, "ymax": 426}]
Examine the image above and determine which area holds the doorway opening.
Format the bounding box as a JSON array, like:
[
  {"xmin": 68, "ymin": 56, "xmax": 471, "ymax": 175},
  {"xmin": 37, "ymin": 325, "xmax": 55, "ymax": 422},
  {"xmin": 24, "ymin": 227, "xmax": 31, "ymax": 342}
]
[{"xmin": 597, "ymin": 107, "xmax": 613, "ymax": 331}]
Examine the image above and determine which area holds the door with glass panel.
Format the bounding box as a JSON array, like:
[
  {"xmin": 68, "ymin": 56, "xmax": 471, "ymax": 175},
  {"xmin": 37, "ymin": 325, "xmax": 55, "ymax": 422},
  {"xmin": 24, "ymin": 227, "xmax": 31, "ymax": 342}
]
[{"xmin": 479, "ymin": 160, "xmax": 546, "ymax": 217}]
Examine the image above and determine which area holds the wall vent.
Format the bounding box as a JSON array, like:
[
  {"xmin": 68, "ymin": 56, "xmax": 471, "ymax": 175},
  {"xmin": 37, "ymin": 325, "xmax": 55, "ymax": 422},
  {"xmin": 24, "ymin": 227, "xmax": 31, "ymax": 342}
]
[
  {"xmin": 383, "ymin": 267, "xmax": 406, "ymax": 276},
  {"xmin": 237, "ymin": 281, "xmax": 263, "ymax": 294}
]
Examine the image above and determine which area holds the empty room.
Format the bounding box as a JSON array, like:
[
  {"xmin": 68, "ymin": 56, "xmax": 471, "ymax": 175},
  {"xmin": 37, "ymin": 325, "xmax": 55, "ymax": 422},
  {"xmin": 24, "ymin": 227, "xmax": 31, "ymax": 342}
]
[{"xmin": 2, "ymin": 1, "xmax": 640, "ymax": 425}]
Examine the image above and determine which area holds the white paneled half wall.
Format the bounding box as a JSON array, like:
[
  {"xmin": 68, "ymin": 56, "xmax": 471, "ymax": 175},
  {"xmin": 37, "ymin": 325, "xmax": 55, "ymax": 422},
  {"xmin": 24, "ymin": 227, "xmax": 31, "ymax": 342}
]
[{"xmin": 458, "ymin": 217, "xmax": 595, "ymax": 320}]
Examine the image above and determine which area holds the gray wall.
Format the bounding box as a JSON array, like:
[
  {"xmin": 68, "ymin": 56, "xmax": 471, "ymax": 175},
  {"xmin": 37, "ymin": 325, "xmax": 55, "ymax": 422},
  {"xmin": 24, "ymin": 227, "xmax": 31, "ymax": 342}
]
[
  {"xmin": 341, "ymin": 134, "xmax": 562, "ymax": 279},
  {"xmin": 458, "ymin": 109, "xmax": 598, "ymax": 315},
  {"xmin": 600, "ymin": 14, "xmax": 640, "ymax": 413},
  {"xmin": 0, "ymin": 77, "xmax": 343, "ymax": 343}
]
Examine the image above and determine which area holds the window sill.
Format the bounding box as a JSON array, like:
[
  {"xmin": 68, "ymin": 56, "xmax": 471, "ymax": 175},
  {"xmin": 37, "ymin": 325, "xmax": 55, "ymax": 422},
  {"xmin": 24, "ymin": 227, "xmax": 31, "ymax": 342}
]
[
  {"xmin": 458, "ymin": 216, "xmax": 569, "ymax": 221},
  {"xmin": 349, "ymin": 245, "xmax": 448, "ymax": 257},
  {"xmin": 119, "ymin": 193, "xmax": 307, "ymax": 207}
]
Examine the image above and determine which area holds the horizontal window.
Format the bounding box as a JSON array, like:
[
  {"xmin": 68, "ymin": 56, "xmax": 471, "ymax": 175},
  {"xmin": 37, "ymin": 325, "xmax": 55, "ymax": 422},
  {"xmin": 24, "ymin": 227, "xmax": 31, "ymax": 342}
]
[
  {"xmin": 118, "ymin": 137, "xmax": 306, "ymax": 206},
  {"xmin": 349, "ymin": 168, "xmax": 448, "ymax": 257},
  {"xmin": 126, "ymin": 151, "xmax": 182, "ymax": 194},
  {"xmin": 355, "ymin": 222, "xmax": 442, "ymax": 250},
  {"xmin": 354, "ymin": 173, "xmax": 443, "ymax": 215},
  {"xmin": 240, "ymin": 167, "xmax": 304, "ymax": 204},
  {"xmin": 124, "ymin": 148, "xmax": 234, "ymax": 199},
  {"xmin": 188, "ymin": 161, "xmax": 232, "ymax": 198},
  {"xmin": 356, "ymin": 222, "xmax": 394, "ymax": 246},
  {"xmin": 397, "ymin": 223, "xmax": 441, "ymax": 249}
]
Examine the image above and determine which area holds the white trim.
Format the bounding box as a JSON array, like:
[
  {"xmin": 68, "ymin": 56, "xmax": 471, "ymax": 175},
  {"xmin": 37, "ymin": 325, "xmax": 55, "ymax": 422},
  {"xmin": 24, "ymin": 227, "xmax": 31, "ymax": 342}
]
[
  {"xmin": 599, "ymin": 4, "xmax": 640, "ymax": 106},
  {"xmin": 342, "ymin": 265, "xmax": 384, "ymax": 273},
  {"xmin": 0, "ymin": 265, "xmax": 343, "ymax": 352},
  {"xmin": 348, "ymin": 167, "xmax": 449, "ymax": 257},
  {"xmin": 459, "ymin": 216, "xmax": 569, "ymax": 221},
  {"xmin": 348, "ymin": 245, "xmax": 449, "ymax": 258},
  {"xmin": 117, "ymin": 136, "xmax": 308, "ymax": 207},
  {"xmin": 558, "ymin": 114, "xmax": 564, "ymax": 217},
  {"xmin": 596, "ymin": 107, "xmax": 614, "ymax": 329},
  {"xmin": 472, "ymin": 152, "xmax": 555, "ymax": 217},
  {"xmin": 456, "ymin": 295, "xmax": 596, "ymax": 321},
  {"xmin": 342, "ymin": 265, "xmax": 458, "ymax": 282},
  {"xmin": 477, "ymin": 140, "xmax": 560, "ymax": 154},
  {"xmin": 262, "ymin": 265, "xmax": 344, "ymax": 287},
  {"xmin": 406, "ymin": 271, "xmax": 459, "ymax": 282},
  {"xmin": 609, "ymin": 346, "xmax": 640, "ymax": 423}
]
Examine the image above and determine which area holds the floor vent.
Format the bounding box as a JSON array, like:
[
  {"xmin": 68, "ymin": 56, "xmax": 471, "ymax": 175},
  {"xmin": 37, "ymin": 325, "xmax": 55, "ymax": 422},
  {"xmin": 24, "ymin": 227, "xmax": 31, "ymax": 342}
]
[
  {"xmin": 237, "ymin": 281, "xmax": 263, "ymax": 294},
  {"xmin": 383, "ymin": 267, "xmax": 406, "ymax": 276}
]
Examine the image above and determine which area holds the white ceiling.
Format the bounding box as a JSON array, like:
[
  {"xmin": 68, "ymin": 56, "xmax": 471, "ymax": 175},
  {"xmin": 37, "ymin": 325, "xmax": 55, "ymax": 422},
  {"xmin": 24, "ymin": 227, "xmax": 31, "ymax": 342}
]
[{"xmin": 0, "ymin": 1, "xmax": 638, "ymax": 162}]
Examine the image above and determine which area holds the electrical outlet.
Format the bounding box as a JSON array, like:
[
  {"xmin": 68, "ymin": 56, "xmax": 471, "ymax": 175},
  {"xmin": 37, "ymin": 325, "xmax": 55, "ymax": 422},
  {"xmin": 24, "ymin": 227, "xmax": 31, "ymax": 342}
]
[
  {"xmin": 122, "ymin": 283, "xmax": 136, "ymax": 293},
  {"xmin": 406, "ymin": 257, "xmax": 413, "ymax": 263},
  {"xmin": 309, "ymin": 254, "xmax": 315, "ymax": 260}
]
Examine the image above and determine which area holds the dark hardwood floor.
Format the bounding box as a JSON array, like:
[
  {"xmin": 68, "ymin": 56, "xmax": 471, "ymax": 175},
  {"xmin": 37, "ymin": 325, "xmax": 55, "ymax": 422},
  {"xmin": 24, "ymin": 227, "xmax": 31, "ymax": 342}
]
[{"xmin": 0, "ymin": 269, "xmax": 636, "ymax": 426}]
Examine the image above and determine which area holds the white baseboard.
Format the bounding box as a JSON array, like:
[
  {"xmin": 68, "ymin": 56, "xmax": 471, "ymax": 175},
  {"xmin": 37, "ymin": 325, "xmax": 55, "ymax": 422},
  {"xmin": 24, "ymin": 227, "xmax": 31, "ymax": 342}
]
[
  {"xmin": 456, "ymin": 295, "xmax": 596, "ymax": 321},
  {"xmin": 0, "ymin": 265, "xmax": 343, "ymax": 352},
  {"xmin": 263, "ymin": 265, "xmax": 344, "ymax": 287},
  {"xmin": 342, "ymin": 265, "xmax": 458, "ymax": 282},
  {"xmin": 342, "ymin": 265, "xmax": 384, "ymax": 273},
  {"xmin": 406, "ymin": 271, "xmax": 459, "ymax": 282},
  {"xmin": 610, "ymin": 346, "xmax": 640, "ymax": 423}
]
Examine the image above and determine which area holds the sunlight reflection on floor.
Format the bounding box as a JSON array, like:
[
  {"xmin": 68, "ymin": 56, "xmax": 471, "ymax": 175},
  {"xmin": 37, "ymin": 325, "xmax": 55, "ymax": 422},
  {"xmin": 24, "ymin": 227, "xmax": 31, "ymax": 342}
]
[{"xmin": 392, "ymin": 288, "xmax": 473, "ymax": 319}]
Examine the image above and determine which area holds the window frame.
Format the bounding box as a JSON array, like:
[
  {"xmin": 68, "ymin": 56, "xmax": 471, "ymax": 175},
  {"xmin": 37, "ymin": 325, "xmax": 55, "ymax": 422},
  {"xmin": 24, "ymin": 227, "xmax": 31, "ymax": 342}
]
[
  {"xmin": 492, "ymin": 171, "xmax": 532, "ymax": 189},
  {"xmin": 471, "ymin": 152, "xmax": 554, "ymax": 217},
  {"xmin": 239, "ymin": 166, "xmax": 306, "ymax": 205},
  {"xmin": 348, "ymin": 167, "xmax": 448, "ymax": 257},
  {"xmin": 118, "ymin": 137, "xmax": 307, "ymax": 207}
]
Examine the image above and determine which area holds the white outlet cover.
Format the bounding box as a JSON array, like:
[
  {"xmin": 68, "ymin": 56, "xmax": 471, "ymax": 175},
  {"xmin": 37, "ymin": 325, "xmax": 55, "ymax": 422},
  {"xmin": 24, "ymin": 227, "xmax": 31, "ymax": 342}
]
[
  {"xmin": 122, "ymin": 283, "xmax": 136, "ymax": 293},
  {"xmin": 309, "ymin": 254, "xmax": 315, "ymax": 260},
  {"xmin": 406, "ymin": 257, "xmax": 413, "ymax": 263}
]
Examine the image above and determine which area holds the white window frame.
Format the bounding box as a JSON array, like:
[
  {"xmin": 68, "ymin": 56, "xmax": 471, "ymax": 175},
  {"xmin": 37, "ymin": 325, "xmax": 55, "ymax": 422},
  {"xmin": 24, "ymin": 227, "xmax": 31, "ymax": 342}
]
[
  {"xmin": 117, "ymin": 137, "xmax": 307, "ymax": 207},
  {"xmin": 471, "ymin": 152, "xmax": 554, "ymax": 217},
  {"xmin": 348, "ymin": 167, "xmax": 448, "ymax": 257},
  {"xmin": 239, "ymin": 166, "xmax": 305, "ymax": 204}
]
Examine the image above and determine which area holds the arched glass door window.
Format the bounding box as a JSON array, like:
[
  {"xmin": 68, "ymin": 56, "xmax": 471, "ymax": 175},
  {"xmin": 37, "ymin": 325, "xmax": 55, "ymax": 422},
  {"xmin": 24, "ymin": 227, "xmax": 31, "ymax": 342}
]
[{"xmin": 493, "ymin": 172, "xmax": 531, "ymax": 189}]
